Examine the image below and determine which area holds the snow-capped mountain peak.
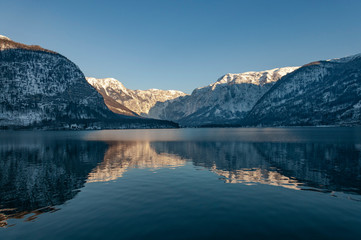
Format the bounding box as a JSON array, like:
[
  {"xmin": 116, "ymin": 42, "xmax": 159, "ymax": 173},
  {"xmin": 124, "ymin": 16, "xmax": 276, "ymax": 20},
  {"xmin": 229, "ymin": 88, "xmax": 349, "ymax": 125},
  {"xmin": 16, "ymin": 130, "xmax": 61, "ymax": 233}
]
[
  {"xmin": 214, "ymin": 67, "xmax": 300, "ymax": 86},
  {"xmin": 148, "ymin": 66, "xmax": 299, "ymax": 126},
  {"xmin": 86, "ymin": 77, "xmax": 129, "ymax": 95},
  {"xmin": 192, "ymin": 66, "xmax": 299, "ymax": 93},
  {"xmin": 86, "ymin": 77, "xmax": 187, "ymax": 116}
]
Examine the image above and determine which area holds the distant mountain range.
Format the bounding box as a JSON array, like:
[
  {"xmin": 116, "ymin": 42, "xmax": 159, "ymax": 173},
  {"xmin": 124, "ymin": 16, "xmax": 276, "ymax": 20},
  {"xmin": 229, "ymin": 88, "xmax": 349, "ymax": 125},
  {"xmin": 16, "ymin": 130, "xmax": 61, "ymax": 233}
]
[
  {"xmin": 1, "ymin": 35, "xmax": 360, "ymax": 128},
  {"xmin": 90, "ymin": 53, "xmax": 361, "ymax": 127}
]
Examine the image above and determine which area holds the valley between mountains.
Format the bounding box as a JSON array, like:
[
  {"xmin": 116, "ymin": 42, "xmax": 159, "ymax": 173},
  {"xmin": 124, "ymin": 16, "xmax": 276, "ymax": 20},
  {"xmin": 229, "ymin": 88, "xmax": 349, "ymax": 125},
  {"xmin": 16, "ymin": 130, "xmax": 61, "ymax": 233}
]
[{"xmin": 1, "ymin": 35, "xmax": 360, "ymax": 129}]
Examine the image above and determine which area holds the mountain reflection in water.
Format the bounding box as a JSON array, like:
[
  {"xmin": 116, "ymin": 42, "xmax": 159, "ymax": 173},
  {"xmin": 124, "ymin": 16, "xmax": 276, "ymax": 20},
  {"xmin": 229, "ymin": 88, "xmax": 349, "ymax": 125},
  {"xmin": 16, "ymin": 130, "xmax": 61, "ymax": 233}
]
[
  {"xmin": 1, "ymin": 129, "xmax": 361, "ymax": 227},
  {"xmin": 87, "ymin": 142, "xmax": 187, "ymax": 183},
  {"xmin": 0, "ymin": 139, "xmax": 107, "ymax": 227},
  {"xmin": 152, "ymin": 141, "xmax": 361, "ymax": 194}
]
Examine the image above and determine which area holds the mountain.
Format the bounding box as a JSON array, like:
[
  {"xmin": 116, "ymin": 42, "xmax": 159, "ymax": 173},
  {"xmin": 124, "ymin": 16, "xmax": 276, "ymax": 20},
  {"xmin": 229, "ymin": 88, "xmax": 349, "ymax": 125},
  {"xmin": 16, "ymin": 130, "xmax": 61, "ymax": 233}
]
[
  {"xmin": 0, "ymin": 35, "xmax": 178, "ymax": 129},
  {"xmin": 147, "ymin": 67, "xmax": 299, "ymax": 126},
  {"xmin": 244, "ymin": 54, "xmax": 361, "ymax": 126},
  {"xmin": 86, "ymin": 78, "xmax": 139, "ymax": 117},
  {"xmin": 86, "ymin": 77, "xmax": 186, "ymax": 116}
]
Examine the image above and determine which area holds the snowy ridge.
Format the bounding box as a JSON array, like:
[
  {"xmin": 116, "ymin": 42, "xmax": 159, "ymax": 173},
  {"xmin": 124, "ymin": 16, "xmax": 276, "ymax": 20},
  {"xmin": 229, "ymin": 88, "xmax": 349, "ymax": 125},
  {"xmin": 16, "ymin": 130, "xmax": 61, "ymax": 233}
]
[
  {"xmin": 213, "ymin": 67, "xmax": 299, "ymax": 86},
  {"xmin": 86, "ymin": 77, "xmax": 187, "ymax": 116},
  {"xmin": 327, "ymin": 53, "xmax": 361, "ymax": 63},
  {"xmin": 87, "ymin": 77, "xmax": 129, "ymax": 95}
]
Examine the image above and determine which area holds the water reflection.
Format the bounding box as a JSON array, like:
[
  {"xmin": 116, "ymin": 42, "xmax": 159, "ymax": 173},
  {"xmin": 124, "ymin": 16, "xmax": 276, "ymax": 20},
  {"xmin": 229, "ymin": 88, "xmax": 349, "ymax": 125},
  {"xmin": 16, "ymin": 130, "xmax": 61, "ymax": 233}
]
[
  {"xmin": 151, "ymin": 142, "xmax": 302, "ymax": 189},
  {"xmin": 86, "ymin": 141, "xmax": 361, "ymax": 196},
  {"xmin": 0, "ymin": 140, "xmax": 107, "ymax": 227},
  {"xmin": 151, "ymin": 141, "xmax": 361, "ymax": 195},
  {"xmin": 1, "ymin": 131, "xmax": 361, "ymax": 227},
  {"xmin": 88, "ymin": 142, "xmax": 186, "ymax": 183},
  {"xmin": 254, "ymin": 143, "xmax": 361, "ymax": 194}
]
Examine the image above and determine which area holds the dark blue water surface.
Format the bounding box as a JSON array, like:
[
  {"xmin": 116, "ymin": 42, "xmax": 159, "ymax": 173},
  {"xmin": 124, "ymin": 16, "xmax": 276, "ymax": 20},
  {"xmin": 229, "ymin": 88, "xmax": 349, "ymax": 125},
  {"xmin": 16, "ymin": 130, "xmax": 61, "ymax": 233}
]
[{"xmin": 1, "ymin": 128, "xmax": 361, "ymax": 239}]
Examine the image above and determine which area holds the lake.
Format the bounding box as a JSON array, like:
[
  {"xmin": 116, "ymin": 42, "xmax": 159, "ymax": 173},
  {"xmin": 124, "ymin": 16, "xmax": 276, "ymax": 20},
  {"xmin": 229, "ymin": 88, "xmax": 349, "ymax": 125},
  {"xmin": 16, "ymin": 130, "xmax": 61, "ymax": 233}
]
[{"xmin": 1, "ymin": 128, "xmax": 361, "ymax": 239}]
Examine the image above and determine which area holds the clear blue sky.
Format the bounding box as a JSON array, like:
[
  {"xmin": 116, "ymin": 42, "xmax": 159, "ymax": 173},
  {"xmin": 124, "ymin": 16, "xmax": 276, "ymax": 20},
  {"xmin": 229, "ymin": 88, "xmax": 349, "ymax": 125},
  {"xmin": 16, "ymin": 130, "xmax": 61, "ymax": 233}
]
[{"xmin": 2, "ymin": 0, "xmax": 361, "ymax": 93}]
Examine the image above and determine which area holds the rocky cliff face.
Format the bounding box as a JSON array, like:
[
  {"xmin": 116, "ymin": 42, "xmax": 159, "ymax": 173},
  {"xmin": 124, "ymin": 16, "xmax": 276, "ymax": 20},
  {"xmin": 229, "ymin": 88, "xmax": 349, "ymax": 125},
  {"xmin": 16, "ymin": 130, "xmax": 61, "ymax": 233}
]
[
  {"xmin": 86, "ymin": 77, "xmax": 186, "ymax": 116},
  {"xmin": 148, "ymin": 67, "xmax": 298, "ymax": 126},
  {"xmin": 244, "ymin": 54, "xmax": 361, "ymax": 126},
  {"xmin": 0, "ymin": 36, "xmax": 178, "ymax": 129}
]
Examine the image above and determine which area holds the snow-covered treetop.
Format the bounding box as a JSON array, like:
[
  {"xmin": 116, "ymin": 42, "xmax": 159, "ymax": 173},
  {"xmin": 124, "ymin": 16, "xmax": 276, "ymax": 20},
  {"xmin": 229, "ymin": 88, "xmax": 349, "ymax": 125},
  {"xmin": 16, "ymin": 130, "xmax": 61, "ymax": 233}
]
[
  {"xmin": 0, "ymin": 35, "xmax": 57, "ymax": 54},
  {"xmin": 0, "ymin": 35, "xmax": 11, "ymax": 40},
  {"xmin": 327, "ymin": 53, "xmax": 361, "ymax": 63}
]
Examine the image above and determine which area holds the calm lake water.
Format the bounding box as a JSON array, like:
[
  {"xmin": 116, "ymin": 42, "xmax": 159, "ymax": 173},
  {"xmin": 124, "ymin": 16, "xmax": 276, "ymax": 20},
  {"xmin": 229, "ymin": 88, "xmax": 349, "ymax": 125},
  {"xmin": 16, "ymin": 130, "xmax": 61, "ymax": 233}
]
[{"xmin": 1, "ymin": 128, "xmax": 361, "ymax": 239}]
